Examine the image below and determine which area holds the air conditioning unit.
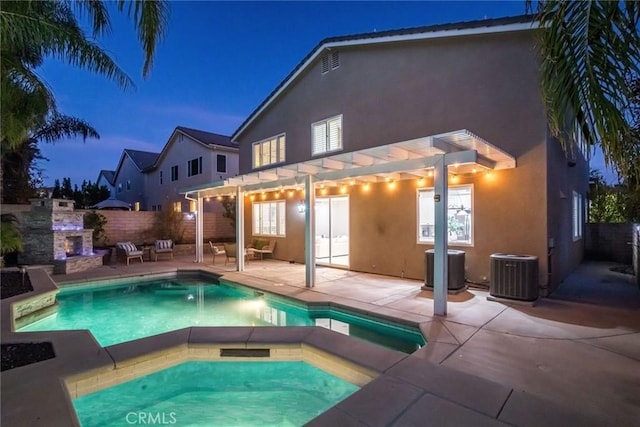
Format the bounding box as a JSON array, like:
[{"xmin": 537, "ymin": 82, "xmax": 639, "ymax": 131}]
[
  {"xmin": 490, "ymin": 254, "xmax": 539, "ymax": 301},
  {"xmin": 424, "ymin": 249, "xmax": 466, "ymax": 291}
]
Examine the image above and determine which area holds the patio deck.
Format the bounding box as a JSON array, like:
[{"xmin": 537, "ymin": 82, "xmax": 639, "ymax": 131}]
[{"xmin": 2, "ymin": 256, "xmax": 639, "ymax": 426}]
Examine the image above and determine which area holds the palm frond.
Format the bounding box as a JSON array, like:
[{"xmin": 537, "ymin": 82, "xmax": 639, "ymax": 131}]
[
  {"xmin": 537, "ymin": 0, "xmax": 640, "ymax": 179},
  {"xmin": 32, "ymin": 114, "xmax": 100, "ymax": 143}
]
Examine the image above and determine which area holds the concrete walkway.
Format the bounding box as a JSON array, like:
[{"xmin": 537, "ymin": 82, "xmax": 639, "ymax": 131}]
[{"xmin": 1, "ymin": 258, "xmax": 638, "ymax": 426}]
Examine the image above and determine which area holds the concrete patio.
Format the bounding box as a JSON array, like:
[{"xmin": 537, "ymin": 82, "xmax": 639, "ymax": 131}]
[{"xmin": 2, "ymin": 256, "xmax": 639, "ymax": 426}]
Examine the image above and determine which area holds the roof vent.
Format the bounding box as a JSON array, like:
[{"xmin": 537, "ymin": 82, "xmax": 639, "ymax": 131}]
[
  {"xmin": 331, "ymin": 51, "xmax": 340, "ymax": 69},
  {"xmin": 321, "ymin": 54, "xmax": 330, "ymax": 74},
  {"xmin": 321, "ymin": 50, "xmax": 339, "ymax": 74}
]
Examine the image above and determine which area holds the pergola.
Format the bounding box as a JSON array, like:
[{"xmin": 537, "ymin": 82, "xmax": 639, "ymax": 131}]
[{"xmin": 181, "ymin": 129, "xmax": 516, "ymax": 315}]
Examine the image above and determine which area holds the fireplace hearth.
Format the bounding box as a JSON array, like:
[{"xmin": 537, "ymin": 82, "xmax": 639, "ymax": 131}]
[{"xmin": 19, "ymin": 199, "xmax": 103, "ymax": 274}]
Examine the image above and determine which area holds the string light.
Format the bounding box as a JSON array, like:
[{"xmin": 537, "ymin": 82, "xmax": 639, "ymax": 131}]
[
  {"xmin": 417, "ymin": 178, "xmax": 425, "ymax": 187},
  {"xmin": 363, "ymin": 182, "xmax": 371, "ymax": 191}
]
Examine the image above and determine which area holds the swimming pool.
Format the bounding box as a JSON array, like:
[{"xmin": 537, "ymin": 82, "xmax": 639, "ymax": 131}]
[
  {"xmin": 19, "ymin": 274, "xmax": 425, "ymax": 352},
  {"xmin": 73, "ymin": 361, "xmax": 359, "ymax": 426}
]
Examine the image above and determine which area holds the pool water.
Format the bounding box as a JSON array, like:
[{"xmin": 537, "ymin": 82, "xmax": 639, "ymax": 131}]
[
  {"xmin": 73, "ymin": 361, "xmax": 359, "ymax": 427},
  {"xmin": 19, "ymin": 277, "xmax": 425, "ymax": 352}
]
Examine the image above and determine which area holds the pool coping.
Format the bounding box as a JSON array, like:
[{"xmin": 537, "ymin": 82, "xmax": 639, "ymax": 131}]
[{"xmin": 1, "ymin": 267, "xmax": 604, "ymax": 427}]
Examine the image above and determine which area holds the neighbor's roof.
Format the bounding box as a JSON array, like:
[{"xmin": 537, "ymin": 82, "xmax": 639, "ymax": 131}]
[
  {"xmin": 123, "ymin": 149, "xmax": 160, "ymax": 171},
  {"xmin": 97, "ymin": 169, "xmax": 115, "ymax": 185},
  {"xmin": 176, "ymin": 126, "xmax": 236, "ymax": 149},
  {"xmin": 232, "ymin": 14, "xmax": 537, "ymax": 141}
]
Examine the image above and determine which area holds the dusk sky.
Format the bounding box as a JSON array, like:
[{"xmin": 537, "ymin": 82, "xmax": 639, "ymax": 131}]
[{"xmin": 36, "ymin": 1, "xmax": 616, "ymax": 186}]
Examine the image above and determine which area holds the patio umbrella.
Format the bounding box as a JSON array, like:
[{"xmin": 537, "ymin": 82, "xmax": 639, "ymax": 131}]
[{"xmin": 89, "ymin": 198, "xmax": 131, "ymax": 210}]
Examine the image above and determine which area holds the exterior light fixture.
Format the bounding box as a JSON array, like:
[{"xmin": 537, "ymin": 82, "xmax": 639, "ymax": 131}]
[{"xmin": 417, "ymin": 178, "xmax": 425, "ymax": 187}]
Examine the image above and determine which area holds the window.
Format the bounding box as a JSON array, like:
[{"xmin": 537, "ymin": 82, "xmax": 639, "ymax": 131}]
[
  {"xmin": 134, "ymin": 202, "xmax": 140, "ymax": 211},
  {"xmin": 157, "ymin": 204, "xmax": 162, "ymax": 212},
  {"xmin": 171, "ymin": 165, "xmax": 179, "ymax": 181},
  {"xmin": 252, "ymin": 134, "xmax": 286, "ymax": 169},
  {"xmin": 173, "ymin": 201, "xmax": 182, "ymax": 213},
  {"xmin": 118, "ymin": 183, "xmax": 122, "ymax": 193},
  {"xmin": 217, "ymin": 154, "xmax": 227, "ymax": 173},
  {"xmin": 187, "ymin": 157, "xmax": 202, "ymax": 177},
  {"xmin": 572, "ymin": 191, "xmax": 583, "ymax": 240},
  {"xmin": 160, "ymin": 171, "xmax": 163, "ymax": 185},
  {"xmin": 189, "ymin": 200, "xmax": 196, "ymax": 213},
  {"xmin": 253, "ymin": 201, "xmax": 286, "ymax": 236},
  {"xmin": 418, "ymin": 185, "xmax": 473, "ymax": 245},
  {"xmin": 312, "ymin": 115, "xmax": 342, "ymax": 155},
  {"xmin": 126, "ymin": 180, "xmax": 131, "ymax": 191}
]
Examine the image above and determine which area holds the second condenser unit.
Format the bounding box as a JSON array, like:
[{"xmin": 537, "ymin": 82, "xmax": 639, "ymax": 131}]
[{"xmin": 490, "ymin": 253, "xmax": 539, "ymax": 301}]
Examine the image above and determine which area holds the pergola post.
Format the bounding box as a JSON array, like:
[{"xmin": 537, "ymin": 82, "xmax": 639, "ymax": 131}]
[
  {"xmin": 433, "ymin": 154, "xmax": 448, "ymax": 316},
  {"xmin": 195, "ymin": 194, "xmax": 204, "ymax": 263},
  {"xmin": 236, "ymin": 187, "xmax": 245, "ymax": 271},
  {"xmin": 304, "ymin": 175, "xmax": 316, "ymax": 287}
]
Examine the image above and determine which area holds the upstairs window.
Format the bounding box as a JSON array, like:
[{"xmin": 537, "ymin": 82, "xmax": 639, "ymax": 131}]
[
  {"xmin": 217, "ymin": 154, "xmax": 227, "ymax": 173},
  {"xmin": 171, "ymin": 165, "xmax": 179, "ymax": 182},
  {"xmin": 160, "ymin": 171, "xmax": 163, "ymax": 185},
  {"xmin": 312, "ymin": 115, "xmax": 342, "ymax": 155},
  {"xmin": 126, "ymin": 180, "xmax": 131, "ymax": 191},
  {"xmin": 117, "ymin": 183, "xmax": 122, "ymax": 193},
  {"xmin": 187, "ymin": 157, "xmax": 202, "ymax": 177},
  {"xmin": 252, "ymin": 134, "xmax": 286, "ymax": 169}
]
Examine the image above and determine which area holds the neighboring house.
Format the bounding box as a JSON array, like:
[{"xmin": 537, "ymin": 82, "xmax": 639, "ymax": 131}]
[
  {"xmin": 183, "ymin": 16, "xmax": 588, "ymax": 298},
  {"xmin": 112, "ymin": 149, "xmax": 160, "ymax": 210},
  {"xmin": 144, "ymin": 126, "xmax": 239, "ymax": 213},
  {"xmin": 96, "ymin": 170, "xmax": 116, "ymax": 198}
]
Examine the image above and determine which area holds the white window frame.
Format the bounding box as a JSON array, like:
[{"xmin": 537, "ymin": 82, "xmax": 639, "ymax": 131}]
[
  {"xmin": 572, "ymin": 191, "xmax": 583, "ymax": 241},
  {"xmin": 417, "ymin": 184, "xmax": 474, "ymax": 246},
  {"xmin": 252, "ymin": 134, "xmax": 286, "ymax": 169},
  {"xmin": 252, "ymin": 200, "xmax": 286, "ymax": 237},
  {"xmin": 171, "ymin": 165, "xmax": 179, "ymax": 182},
  {"xmin": 312, "ymin": 115, "xmax": 342, "ymax": 156}
]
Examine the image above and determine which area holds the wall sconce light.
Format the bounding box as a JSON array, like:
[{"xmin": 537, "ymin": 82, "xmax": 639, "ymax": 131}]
[
  {"xmin": 297, "ymin": 200, "xmax": 306, "ymax": 214},
  {"xmin": 417, "ymin": 178, "xmax": 425, "ymax": 187},
  {"xmin": 205, "ymin": 197, "xmax": 211, "ymax": 202},
  {"xmin": 363, "ymin": 182, "xmax": 370, "ymax": 191}
]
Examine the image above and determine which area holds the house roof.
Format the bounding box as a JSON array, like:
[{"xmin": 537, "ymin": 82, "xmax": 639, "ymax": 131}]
[
  {"xmin": 232, "ymin": 14, "xmax": 538, "ymax": 141},
  {"xmin": 175, "ymin": 126, "xmax": 236, "ymax": 148},
  {"xmin": 97, "ymin": 170, "xmax": 115, "ymax": 185},
  {"xmin": 123, "ymin": 149, "xmax": 160, "ymax": 171},
  {"xmin": 146, "ymin": 126, "xmax": 237, "ymax": 171}
]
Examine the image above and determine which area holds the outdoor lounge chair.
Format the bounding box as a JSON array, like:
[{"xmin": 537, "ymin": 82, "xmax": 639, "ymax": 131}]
[
  {"xmin": 154, "ymin": 239, "xmax": 174, "ymax": 261},
  {"xmin": 223, "ymin": 243, "xmax": 250, "ymax": 265},
  {"xmin": 115, "ymin": 241, "xmax": 144, "ymax": 265},
  {"xmin": 250, "ymin": 239, "xmax": 276, "ymax": 260},
  {"xmin": 209, "ymin": 241, "xmax": 225, "ymax": 264}
]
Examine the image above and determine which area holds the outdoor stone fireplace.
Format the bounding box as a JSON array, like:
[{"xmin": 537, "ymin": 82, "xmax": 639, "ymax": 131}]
[{"xmin": 19, "ymin": 199, "xmax": 103, "ymax": 274}]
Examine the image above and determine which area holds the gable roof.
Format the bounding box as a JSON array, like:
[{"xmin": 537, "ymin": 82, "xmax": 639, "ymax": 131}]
[
  {"xmin": 232, "ymin": 14, "xmax": 537, "ymax": 141},
  {"xmin": 123, "ymin": 149, "xmax": 160, "ymax": 171},
  {"xmin": 97, "ymin": 169, "xmax": 115, "ymax": 185},
  {"xmin": 176, "ymin": 126, "xmax": 236, "ymax": 148}
]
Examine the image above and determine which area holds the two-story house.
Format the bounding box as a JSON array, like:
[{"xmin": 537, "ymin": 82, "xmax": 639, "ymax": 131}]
[
  {"xmin": 144, "ymin": 126, "xmax": 239, "ymax": 213},
  {"xmin": 182, "ymin": 16, "xmax": 588, "ymax": 310},
  {"xmin": 112, "ymin": 149, "xmax": 160, "ymax": 210},
  {"xmin": 96, "ymin": 170, "xmax": 116, "ymax": 198}
]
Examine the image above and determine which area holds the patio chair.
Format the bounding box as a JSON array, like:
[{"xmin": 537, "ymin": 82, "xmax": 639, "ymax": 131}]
[
  {"xmin": 154, "ymin": 239, "xmax": 174, "ymax": 261},
  {"xmin": 251, "ymin": 239, "xmax": 277, "ymax": 260},
  {"xmin": 223, "ymin": 243, "xmax": 250, "ymax": 265},
  {"xmin": 115, "ymin": 241, "xmax": 144, "ymax": 265},
  {"xmin": 209, "ymin": 241, "xmax": 225, "ymax": 264}
]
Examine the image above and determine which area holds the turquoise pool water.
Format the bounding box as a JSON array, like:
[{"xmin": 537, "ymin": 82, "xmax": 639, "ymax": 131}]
[
  {"xmin": 73, "ymin": 361, "xmax": 359, "ymax": 427},
  {"xmin": 19, "ymin": 276, "xmax": 425, "ymax": 352}
]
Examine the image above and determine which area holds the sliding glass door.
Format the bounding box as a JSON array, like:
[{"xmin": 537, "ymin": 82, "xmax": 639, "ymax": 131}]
[{"xmin": 315, "ymin": 196, "xmax": 349, "ymax": 267}]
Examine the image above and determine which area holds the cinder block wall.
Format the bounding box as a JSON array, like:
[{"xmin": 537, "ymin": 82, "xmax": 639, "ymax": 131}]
[
  {"xmin": 91, "ymin": 210, "xmax": 235, "ymax": 246},
  {"xmin": 585, "ymin": 223, "xmax": 634, "ymax": 264}
]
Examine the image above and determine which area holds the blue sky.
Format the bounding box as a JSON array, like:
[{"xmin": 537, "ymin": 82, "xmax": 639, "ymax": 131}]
[{"xmin": 36, "ymin": 1, "xmax": 615, "ymax": 186}]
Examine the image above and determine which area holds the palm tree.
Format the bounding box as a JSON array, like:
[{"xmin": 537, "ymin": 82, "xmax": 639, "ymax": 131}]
[
  {"xmin": 0, "ymin": 214, "xmax": 23, "ymax": 267},
  {"xmin": 0, "ymin": 0, "xmax": 169, "ymax": 149},
  {"xmin": 530, "ymin": 1, "xmax": 640, "ymax": 181}
]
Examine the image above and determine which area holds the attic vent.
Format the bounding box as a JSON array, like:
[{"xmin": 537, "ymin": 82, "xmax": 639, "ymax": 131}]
[
  {"xmin": 321, "ymin": 54, "xmax": 330, "ymax": 74},
  {"xmin": 331, "ymin": 51, "xmax": 340, "ymax": 69},
  {"xmin": 321, "ymin": 50, "xmax": 340, "ymax": 74}
]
